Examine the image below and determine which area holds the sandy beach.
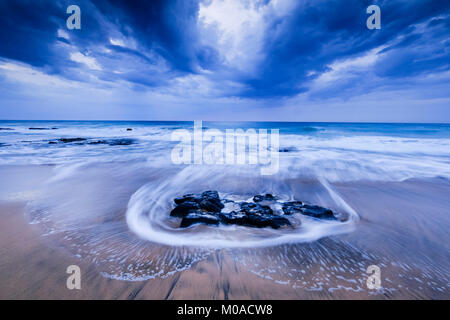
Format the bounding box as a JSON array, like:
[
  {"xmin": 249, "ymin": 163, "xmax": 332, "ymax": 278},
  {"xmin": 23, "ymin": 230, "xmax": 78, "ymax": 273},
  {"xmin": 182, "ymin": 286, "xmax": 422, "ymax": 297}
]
[
  {"xmin": 1, "ymin": 0, "xmax": 450, "ymax": 303},
  {"xmin": 0, "ymin": 165, "xmax": 448, "ymax": 300}
]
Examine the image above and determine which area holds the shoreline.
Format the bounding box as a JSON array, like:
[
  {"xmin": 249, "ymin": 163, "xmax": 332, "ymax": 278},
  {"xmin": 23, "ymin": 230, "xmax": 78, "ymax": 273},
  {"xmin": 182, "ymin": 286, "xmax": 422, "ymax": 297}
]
[{"xmin": 0, "ymin": 165, "xmax": 448, "ymax": 299}]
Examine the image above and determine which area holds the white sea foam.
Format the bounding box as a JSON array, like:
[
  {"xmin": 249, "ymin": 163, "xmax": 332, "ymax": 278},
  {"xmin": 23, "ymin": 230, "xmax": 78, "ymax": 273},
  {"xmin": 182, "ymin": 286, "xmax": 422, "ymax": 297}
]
[
  {"xmin": 125, "ymin": 165, "xmax": 359, "ymax": 248},
  {"xmin": 1, "ymin": 122, "xmax": 449, "ymax": 182}
]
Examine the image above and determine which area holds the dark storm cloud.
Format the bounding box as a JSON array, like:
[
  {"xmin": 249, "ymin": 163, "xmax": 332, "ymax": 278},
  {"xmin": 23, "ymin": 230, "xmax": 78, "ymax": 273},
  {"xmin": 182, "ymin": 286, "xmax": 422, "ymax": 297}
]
[
  {"xmin": 0, "ymin": 0, "xmax": 449, "ymax": 99},
  {"xmin": 237, "ymin": 0, "xmax": 450, "ymax": 98},
  {"xmin": 0, "ymin": 1, "xmax": 65, "ymax": 67},
  {"xmin": 0, "ymin": 0, "xmax": 211, "ymax": 86}
]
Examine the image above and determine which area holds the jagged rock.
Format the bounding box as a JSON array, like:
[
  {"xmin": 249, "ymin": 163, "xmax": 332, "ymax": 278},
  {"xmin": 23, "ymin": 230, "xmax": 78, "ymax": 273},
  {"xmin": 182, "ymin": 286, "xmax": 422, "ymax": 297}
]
[
  {"xmin": 170, "ymin": 201, "xmax": 200, "ymax": 217},
  {"xmin": 253, "ymin": 193, "xmax": 275, "ymax": 202},
  {"xmin": 245, "ymin": 214, "xmax": 291, "ymax": 229},
  {"xmin": 173, "ymin": 190, "xmax": 224, "ymax": 213},
  {"xmin": 170, "ymin": 190, "xmax": 336, "ymax": 229},
  {"xmin": 300, "ymin": 204, "xmax": 335, "ymax": 220},
  {"xmin": 282, "ymin": 201, "xmax": 335, "ymax": 219},
  {"xmin": 281, "ymin": 201, "xmax": 303, "ymax": 215},
  {"xmin": 202, "ymin": 190, "xmax": 220, "ymax": 199},
  {"xmin": 199, "ymin": 199, "xmax": 223, "ymax": 213},
  {"xmin": 239, "ymin": 202, "xmax": 273, "ymax": 216},
  {"xmin": 218, "ymin": 211, "xmax": 248, "ymax": 225}
]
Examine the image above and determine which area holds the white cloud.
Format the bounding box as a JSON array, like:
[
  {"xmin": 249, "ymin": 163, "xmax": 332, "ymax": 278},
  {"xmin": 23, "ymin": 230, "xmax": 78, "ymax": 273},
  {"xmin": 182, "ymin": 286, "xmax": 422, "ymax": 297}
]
[
  {"xmin": 198, "ymin": 0, "xmax": 296, "ymax": 74},
  {"xmin": 70, "ymin": 52, "xmax": 102, "ymax": 71},
  {"xmin": 313, "ymin": 46, "xmax": 387, "ymax": 85},
  {"xmin": 0, "ymin": 62, "xmax": 79, "ymax": 88},
  {"xmin": 109, "ymin": 38, "xmax": 125, "ymax": 47},
  {"xmin": 57, "ymin": 29, "xmax": 70, "ymax": 40}
]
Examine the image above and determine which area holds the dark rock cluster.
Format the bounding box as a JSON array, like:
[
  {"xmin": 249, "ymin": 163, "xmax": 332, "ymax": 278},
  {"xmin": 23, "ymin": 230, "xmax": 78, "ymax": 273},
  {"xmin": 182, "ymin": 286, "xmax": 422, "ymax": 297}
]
[
  {"xmin": 29, "ymin": 127, "xmax": 58, "ymax": 130},
  {"xmin": 170, "ymin": 191, "xmax": 336, "ymax": 229},
  {"xmin": 48, "ymin": 138, "xmax": 135, "ymax": 146}
]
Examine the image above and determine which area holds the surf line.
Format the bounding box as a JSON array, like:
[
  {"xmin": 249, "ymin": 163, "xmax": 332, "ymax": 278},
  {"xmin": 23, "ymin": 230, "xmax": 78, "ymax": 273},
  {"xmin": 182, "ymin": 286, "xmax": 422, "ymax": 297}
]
[{"xmin": 171, "ymin": 120, "xmax": 280, "ymax": 175}]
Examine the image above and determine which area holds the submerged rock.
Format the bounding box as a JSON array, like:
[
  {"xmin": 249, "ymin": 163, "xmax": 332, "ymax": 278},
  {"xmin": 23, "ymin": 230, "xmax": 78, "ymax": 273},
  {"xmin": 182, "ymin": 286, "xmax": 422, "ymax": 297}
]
[
  {"xmin": 239, "ymin": 202, "xmax": 273, "ymax": 216},
  {"xmin": 29, "ymin": 127, "xmax": 57, "ymax": 130},
  {"xmin": 253, "ymin": 193, "xmax": 275, "ymax": 202},
  {"xmin": 106, "ymin": 138, "xmax": 134, "ymax": 146},
  {"xmin": 282, "ymin": 202, "xmax": 335, "ymax": 220},
  {"xmin": 87, "ymin": 139, "xmax": 135, "ymax": 146},
  {"xmin": 0, "ymin": 128, "xmax": 14, "ymax": 131},
  {"xmin": 88, "ymin": 139, "xmax": 134, "ymax": 146},
  {"xmin": 281, "ymin": 201, "xmax": 303, "ymax": 215},
  {"xmin": 300, "ymin": 204, "xmax": 335, "ymax": 220},
  {"xmin": 58, "ymin": 138, "xmax": 87, "ymax": 143},
  {"xmin": 48, "ymin": 138, "xmax": 135, "ymax": 146},
  {"xmin": 279, "ymin": 147, "xmax": 297, "ymax": 152}
]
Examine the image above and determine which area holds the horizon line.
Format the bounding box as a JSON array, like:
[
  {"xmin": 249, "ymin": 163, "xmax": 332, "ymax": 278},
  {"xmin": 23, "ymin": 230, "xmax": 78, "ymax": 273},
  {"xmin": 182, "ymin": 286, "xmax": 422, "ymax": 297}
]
[{"xmin": 0, "ymin": 119, "xmax": 449, "ymax": 125}]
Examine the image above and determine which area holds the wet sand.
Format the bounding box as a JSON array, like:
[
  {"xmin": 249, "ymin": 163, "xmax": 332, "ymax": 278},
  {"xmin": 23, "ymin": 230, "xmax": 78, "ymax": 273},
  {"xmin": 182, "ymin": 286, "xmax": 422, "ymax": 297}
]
[{"xmin": 0, "ymin": 166, "xmax": 449, "ymax": 299}]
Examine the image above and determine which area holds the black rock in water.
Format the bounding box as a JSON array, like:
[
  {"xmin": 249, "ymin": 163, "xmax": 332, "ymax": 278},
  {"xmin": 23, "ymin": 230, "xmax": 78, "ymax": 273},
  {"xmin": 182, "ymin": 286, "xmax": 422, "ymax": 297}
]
[
  {"xmin": 48, "ymin": 138, "xmax": 135, "ymax": 146},
  {"xmin": 239, "ymin": 202, "xmax": 273, "ymax": 216},
  {"xmin": 58, "ymin": 138, "xmax": 87, "ymax": 143},
  {"xmin": 199, "ymin": 198, "xmax": 222, "ymax": 213},
  {"xmin": 180, "ymin": 213, "xmax": 220, "ymax": 228},
  {"xmin": 281, "ymin": 201, "xmax": 303, "ymax": 215},
  {"xmin": 279, "ymin": 146, "xmax": 297, "ymax": 153},
  {"xmin": 126, "ymin": 128, "xmax": 133, "ymax": 131},
  {"xmin": 107, "ymin": 138, "xmax": 134, "ymax": 146},
  {"xmin": 173, "ymin": 190, "xmax": 224, "ymax": 213},
  {"xmin": 282, "ymin": 202, "xmax": 335, "ymax": 219},
  {"xmin": 170, "ymin": 201, "xmax": 200, "ymax": 217},
  {"xmin": 253, "ymin": 193, "xmax": 275, "ymax": 202},
  {"xmin": 218, "ymin": 211, "xmax": 248, "ymax": 225},
  {"xmin": 170, "ymin": 191, "xmax": 337, "ymax": 229},
  {"xmin": 89, "ymin": 138, "xmax": 135, "ymax": 146},
  {"xmin": 300, "ymin": 204, "xmax": 335, "ymax": 220},
  {"xmin": 174, "ymin": 194, "xmax": 199, "ymax": 205},
  {"xmin": 29, "ymin": 127, "xmax": 55, "ymax": 130},
  {"xmin": 247, "ymin": 215, "xmax": 290, "ymax": 229}
]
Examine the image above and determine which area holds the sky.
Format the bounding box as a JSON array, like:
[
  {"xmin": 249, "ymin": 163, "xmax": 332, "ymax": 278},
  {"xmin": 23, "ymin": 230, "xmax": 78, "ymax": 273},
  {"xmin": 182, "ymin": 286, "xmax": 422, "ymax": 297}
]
[{"xmin": 0, "ymin": 0, "xmax": 449, "ymax": 122}]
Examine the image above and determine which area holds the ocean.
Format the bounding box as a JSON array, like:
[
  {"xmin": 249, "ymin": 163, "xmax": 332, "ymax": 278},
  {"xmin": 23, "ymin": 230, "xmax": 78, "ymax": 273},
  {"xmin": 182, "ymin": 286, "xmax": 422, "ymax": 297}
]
[
  {"xmin": 0, "ymin": 120, "xmax": 448, "ymax": 297},
  {"xmin": 1, "ymin": 120, "xmax": 449, "ymax": 181}
]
